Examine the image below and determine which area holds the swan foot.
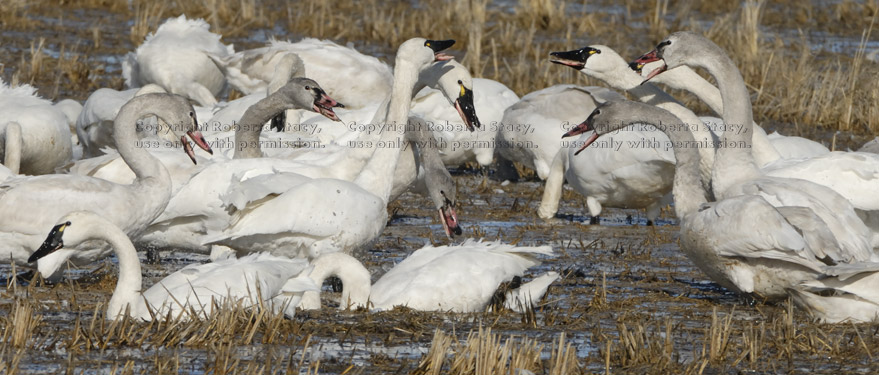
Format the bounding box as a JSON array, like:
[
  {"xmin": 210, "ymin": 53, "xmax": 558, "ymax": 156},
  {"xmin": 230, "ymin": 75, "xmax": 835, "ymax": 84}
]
[
  {"xmin": 646, "ymin": 220, "xmax": 654, "ymax": 226},
  {"xmin": 626, "ymin": 215, "xmax": 633, "ymax": 225},
  {"xmin": 589, "ymin": 216, "xmax": 600, "ymax": 225}
]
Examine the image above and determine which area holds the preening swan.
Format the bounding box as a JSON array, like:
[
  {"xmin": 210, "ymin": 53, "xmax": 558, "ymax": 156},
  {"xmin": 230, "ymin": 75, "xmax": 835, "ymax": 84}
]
[
  {"xmin": 298, "ymin": 240, "xmax": 555, "ymax": 312},
  {"xmin": 122, "ymin": 15, "xmax": 233, "ymax": 107},
  {"xmin": 207, "ymin": 47, "xmax": 306, "ymax": 96},
  {"xmin": 565, "ymin": 100, "xmax": 875, "ymax": 300},
  {"xmin": 0, "ymin": 78, "xmax": 73, "ymax": 174},
  {"xmin": 0, "ymin": 93, "xmax": 212, "ymax": 278},
  {"xmin": 29, "ymin": 211, "xmax": 316, "ymax": 321},
  {"xmin": 636, "ymin": 32, "xmax": 875, "ymax": 256}
]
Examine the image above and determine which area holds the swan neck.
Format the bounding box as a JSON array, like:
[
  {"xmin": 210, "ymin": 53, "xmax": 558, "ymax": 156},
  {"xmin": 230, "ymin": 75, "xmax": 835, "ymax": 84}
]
[
  {"xmin": 304, "ymin": 253, "xmax": 371, "ymax": 309},
  {"xmin": 114, "ymin": 97, "xmax": 170, "ymax": 180},
  {"xmin": 636, "ymin": 111, "xmax": 708, "ymax": 218},
  {"xmin": 353, "ymin": 60, "xmax": 419, "ymax": 201},
  {"xmin": 694, "ymin": 50, "xmax": 762, "ymax": 195},
  {"xmin": 234, "ymin": 95, "xmax": 293, "ymax": 159},
  {"xmin": 100, "ymin": 221, "xmax": 145, "ymax": 319},
  {"xmin": 3, "ymin": 122, "xmax": 21, "ymax": 174}
]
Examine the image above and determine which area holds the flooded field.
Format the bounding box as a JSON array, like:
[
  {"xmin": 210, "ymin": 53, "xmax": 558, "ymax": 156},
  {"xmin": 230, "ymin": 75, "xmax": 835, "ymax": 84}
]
[{"xmin": 1, "ymin": 0, "xmax": 879, "ymax": 374}]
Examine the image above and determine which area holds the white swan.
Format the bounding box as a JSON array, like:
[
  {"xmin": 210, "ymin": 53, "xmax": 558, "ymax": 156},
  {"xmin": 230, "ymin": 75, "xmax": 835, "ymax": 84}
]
[
  {"xmin": 566, "ymin": 100, "xmax": 874, "ymax": 300},
  {"xmin": 28, "ymin": 211, "xmax": 316, "ymax": 320},
  {"xmin": 636, "ymin": 31, "xmax": 876, "ymax": 292},
  {"xmin": 53, "ymin": 98, "xmax": 82, "ymax": 160},
  {"xmin": 0, "ymin": 78, "xmax": 73, "ymax": 174},
  {"xmin": 0, "ymin": 93, "xmax": 212, "ymax": 277},
  {"xmin": 122, "ymin": 15, "xmax": 233, "ymax": 107},
  {"xmin": 298, "ymin": 240, "xmax": 556, "ymax": 312},
  {"xmin": 201, "ymin": 38, "xmax": 459, "ymax": 259}
]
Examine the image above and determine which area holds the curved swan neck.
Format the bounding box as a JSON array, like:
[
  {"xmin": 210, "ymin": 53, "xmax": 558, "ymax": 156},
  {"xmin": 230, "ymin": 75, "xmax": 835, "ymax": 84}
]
[
  {"xmin": 302, "ymin": 253, "xmax": 371, "ymax": 309},
  {"xmin": 658, "ymin": 66, "xmax": 782, "ymax": 166},
  {"xmin": 688, "ymin": 43, "xmax": 762, "ymax": 194},
  {"xmin": 3, "ymin": 122, "xmax": 21, "ymax": 174},
  {"xmin": 83, "ymin": 218, "xmax": 146, "ymax": 320},
  {"xmin": 618, "ymin": 108, "xmax": 708, "ymax": 218},
  {"xmin": 114, "ymin": 96, "xmax": 174, "ymax": 184},
  {"xmin": 353, "ymin": 59, "xmax": 420, "ymax": 201},
  {"xmin": 408, "ymin": 119, "xmax": 454, "ymax": 208},
  {"xmin": 233, "ymin": 96, "xmax": 291, "ymax": 159},
  {"xmin": 266, "ymin": 53, "xmax": 305, "ymax": 95}
]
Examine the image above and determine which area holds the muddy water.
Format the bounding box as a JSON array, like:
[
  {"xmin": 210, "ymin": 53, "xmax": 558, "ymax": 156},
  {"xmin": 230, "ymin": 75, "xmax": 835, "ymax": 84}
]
[{"xmin": 1, "ymin": 2, "xmax": 878, "ymax": 374}]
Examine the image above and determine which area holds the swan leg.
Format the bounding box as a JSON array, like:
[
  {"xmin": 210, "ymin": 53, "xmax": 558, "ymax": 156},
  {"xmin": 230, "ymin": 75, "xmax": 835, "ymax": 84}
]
[
  {"xmin": 4, "ymin": 122, "xmax": 22, "ymax": 174},
  {"xmin": 537, "ymin": 151, "xmax": 566, "ymax": 219},
  {"xmin": 586, "ymin": 196, "xmax": 602, "ymax": 225}
]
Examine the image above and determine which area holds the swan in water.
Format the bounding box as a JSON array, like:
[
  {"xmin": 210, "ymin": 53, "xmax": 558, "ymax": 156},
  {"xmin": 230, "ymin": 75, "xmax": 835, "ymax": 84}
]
[
  {"xmin": 298, "ymin": 240, "xmax": 556, "ymax": 312},
  {"xmin": 0, "ymin": 93, "xmax": 212, "ymax": 278},
  {"xmin": 201, "ymin": 38, "xmax": 460, "ymax": 259},
  {"xmin": 565, "ymin": 100, "xmax": 875, "ymax": 300},
  {"xmin": 122, "ymin": 15, "xmax": 233, "ymax": 107},
  {"xmin": 637, "ymin": 31, "xmax": 877, "ymax": 252},
  {"xmin": 28, "ymin": 211, "xmax": 316, "ymax": 320},
  {"xmin": 0, "ymin": 78, "xmax": 73, "ymax": 175}
]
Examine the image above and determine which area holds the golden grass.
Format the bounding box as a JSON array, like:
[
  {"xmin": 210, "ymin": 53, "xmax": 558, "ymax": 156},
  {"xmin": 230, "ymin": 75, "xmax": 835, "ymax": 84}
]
[{"xmin": 416, "ymin": 326, "xmax": 578, "ymax": 374}]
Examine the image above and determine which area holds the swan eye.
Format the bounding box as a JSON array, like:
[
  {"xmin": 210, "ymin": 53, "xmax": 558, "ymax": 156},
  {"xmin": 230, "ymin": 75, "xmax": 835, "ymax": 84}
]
[
  {"xmin": 189, "ymin": 111, "xmax": 194, "ymax": 117},
  {"xmin": 457, "ymin": 80, "xmax": 463, "ymax": 84},
  {"xmin": 658, "ymin": 40, "xmax": 672, "ymax": 50},
  {"xmin": 304, "ymin": 85, "xmax": 311, "ymax": 91}
]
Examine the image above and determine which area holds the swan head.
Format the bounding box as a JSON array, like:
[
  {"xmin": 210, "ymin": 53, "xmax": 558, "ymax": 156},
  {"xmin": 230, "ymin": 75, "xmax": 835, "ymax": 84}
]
[
  {"xmin": 563, "ymin": 100, "xmax": 677, "ymax": 156},
  {"xmin": 631, "ymin": 31, "xmax": 706, "ymax": 83},
  {"xmin": 549, "ymin": 46, "xmax": 601, "ymax": 70},
  {"xmin": 398, "ymin": 38, "xmax": 456, "ymax": 70},
  {"xmin": 279, "ymin": 77, "xmax": 344, "ymax": 122},
  {"xmin": 27, "ymin": 212, "xmax": 98, "ymax": 277},
  {"xmin": 421, "ymin": 60, "xmax": 481, "ymax": 131}
]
